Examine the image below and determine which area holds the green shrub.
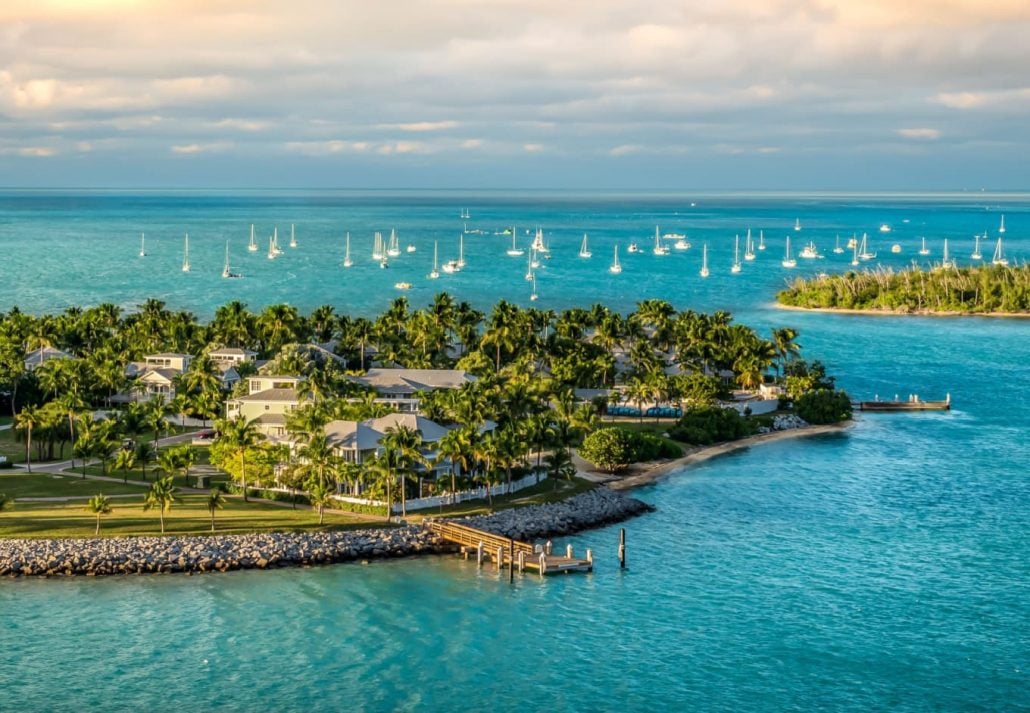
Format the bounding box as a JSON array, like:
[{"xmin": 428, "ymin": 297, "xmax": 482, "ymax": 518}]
[
  {"xmin": 579, "ymin": 428, "xmax": 683, "ymax": 472},
  {"xmin": 667, "ymin": 406, "xmax": 753, "ymax": 445},
  {"xmin": 794, "ymin": 389, "xmax": 853, "ymax": 424}
]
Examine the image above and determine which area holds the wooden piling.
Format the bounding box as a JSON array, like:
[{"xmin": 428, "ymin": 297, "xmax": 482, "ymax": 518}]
[
  {"xmin": 477, "ymin": 541, "xmax": 484, "ymax": 568},
  {"xmin": 618, "ymin": 528, "xmax": 626, "ymax": 569}
]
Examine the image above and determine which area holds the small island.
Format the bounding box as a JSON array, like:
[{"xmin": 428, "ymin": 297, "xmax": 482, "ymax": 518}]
[{"xmin": 777, "ymin": 263, "xmax": 1030, "ymax": 315}]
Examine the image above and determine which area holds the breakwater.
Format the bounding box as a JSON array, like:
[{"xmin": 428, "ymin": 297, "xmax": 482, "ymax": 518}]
[{"xmin": 459, "ymin": 488, "xmax": 654, "ymax": 541}]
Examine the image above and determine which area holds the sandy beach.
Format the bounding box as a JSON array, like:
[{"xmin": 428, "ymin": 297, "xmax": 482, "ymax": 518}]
[{"xmin": 604, "ymin": 422, "xmax": 852, "ymax": 491}]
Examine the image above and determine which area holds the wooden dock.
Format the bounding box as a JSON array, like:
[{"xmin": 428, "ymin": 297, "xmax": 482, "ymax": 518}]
[
  {"xmin": 425, "ymin": 520, "xmax": 593, "ymax": 575},
  {"xmin": 856, "ymin": 393, "xmax": 951, "ymax": 412}
]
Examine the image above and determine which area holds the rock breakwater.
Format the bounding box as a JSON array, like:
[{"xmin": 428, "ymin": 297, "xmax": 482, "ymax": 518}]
[
  {"xmin": 459, "ymin": 488, "xmax": 654, "ymax": 541},
  {"xmin": 0, "ymin": 528, "xmax": 451, "ymax": 578}
]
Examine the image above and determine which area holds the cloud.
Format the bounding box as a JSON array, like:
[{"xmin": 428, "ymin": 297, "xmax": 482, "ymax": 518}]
[
  {"xmin": 609, "ymin": 144, "xmax": 643, "ymax": 156},
  {"xmin": 170, "ymin": 142, "xmax": 231, "ymax": 154},
  {"xmin": 460, "ymin": 139, "xmax": 483, "ymax": 149},
  {"xmin": 387, "ymin": 120, "xmax": 459, "ymax": 132},
  {"xmin": 936, "ymin": 88, "xmax": 1030, "ymax": 109},
  {"xmin": 523, "ymin": 143, "xmax": 545, "ymax": 153},
  {"xmin": 897, "ymin": 127, "xmax": 941, "ymax": 140},
  {"xmin": 15, "ymin": 146, "xmax": 57, "ymax": 157},
  {"xmin": 211, "ymin": 118, "xmax": 269, "ymax": 132}
]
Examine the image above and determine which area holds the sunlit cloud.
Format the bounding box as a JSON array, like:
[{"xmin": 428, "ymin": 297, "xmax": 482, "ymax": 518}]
[
  {"xmin": 170, "ymin": 142, "xmax": 231, "ymax": 154},
  {"xmin": 897, "ymin": 128, "xmax": 941, "ymax": 140},
  {"xmin": 387, "ymin": 121, "xmax": 459, "ymax": 132}
]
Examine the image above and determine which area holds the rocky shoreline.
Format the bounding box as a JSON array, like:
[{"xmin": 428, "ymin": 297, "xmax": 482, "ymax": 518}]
[
  {"xmin": 0, "ymin": 488, "xmax": 654, "ymax": 578},
  {"xmin": 458, "ymin": 488, "xmax": 654, "ymax": 541}
]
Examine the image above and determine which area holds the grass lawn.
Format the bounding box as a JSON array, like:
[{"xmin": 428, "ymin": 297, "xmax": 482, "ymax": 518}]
[
  {"xmin": 0, "ymin": 494, "xmax": 386, "ymax": 539},
  {"xmin": 0, "ymin": 470, "xmax": 150, "ymax": 499},
  {"xmin": 411, "ymin": 476, "xmax": 596, "ymax": 520},
  {"xmin": 0, "ymin": 427, "xmax": 28, "ymax": 465},
  {"xmin": 0, "ymin": 415, "xmax": 11, "ymax": 427}
]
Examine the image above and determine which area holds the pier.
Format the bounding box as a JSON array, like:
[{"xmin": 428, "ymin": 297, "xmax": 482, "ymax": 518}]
[
  {"xmin": 425, "ymin": 521, "xmax": 594, "ymax": 575},
  {"xmin": 855, "ymin": 393, "xmax": 951, "ymax": 412}
]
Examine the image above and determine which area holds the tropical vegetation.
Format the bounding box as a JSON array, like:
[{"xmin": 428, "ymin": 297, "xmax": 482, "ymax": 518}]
[{"xmin": 777, "ymin": 264, "xmax": 1030, "ymax": 314}]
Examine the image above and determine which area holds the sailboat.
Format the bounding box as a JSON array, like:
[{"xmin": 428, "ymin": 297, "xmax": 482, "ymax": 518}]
[
  {"xmin": 609, "ymin": 244, "xmax": 622, "ymax": 274},
  {"xmin": 531, "ymin": 229, "xmax": 548, "ymax": 254},
  {"xmin": 372, "ymin": 232, "xmax": 384, "ymax": 261},
  {"xmin": 429, "ymin": 241, "xmax": 440, "ymax": 279},
  {"xmin": 222, "ymin": 241, "xmax": 241, "ymax": 278},
  {"xmin": 971, "ymin": 233, "xmax": 983, "ymax": 260},
  {"xmin": 529, "ymin": 247, "xmax": 540, "ymax": 269},
  {"xmin": 406, "ymin": 244, "xmax": 417, "ymax": 253},
  {"xmin": 248, "ymin": 224, "xmax": 258, "ymax": 252},
  {"xmin": 731, "ymin": 236, "xmax": 742, "ymax": 274},
  {"xmin": 267, "ymin": 235, "xmax": 277, "ymax": 260},
  {"xmin": 529, "ymin": 274, "xmax": 538, "ymax": 301},
  {"xmin": 700, "ymin": 243, "xmax": 710, "ymax": 277},
  {"xmin": 999, "ymin": 215, "xmax": 1006, "ymax": 234},
  {"xmin": 918, "ymin": 237, "xmax": 930, "ymax": 256},
  {"xmin": 673, "ymin": 235, "xmax": 691, "ymax": 251},
  {"xmin": 799, "ymin": 241, "xmax": 819, "ymax": 259},
  {"xmin": 457, "ymin": 234, "xmax": 466, "ymax": 268},
  {"xmin": 758, "ymin": 230, "xmax": 766, "ymax": 251},
  {"xmin": 782, "ymin": 236, "xmax": 797, "ymax": 268},
  {"xmin": 833, "ymin": 235, "xmax": 844, "ymax": 254},
  {"xmin": 442, "ymin": 235, "xmax": 462, "ymax": 273},
  {"xmin": 579, "ymin": 233, "xmax": 592, "ymax": 258},
  {"xmin": 940, "ymin": 239, "xmax": 954, "ymax": 269},
  {"xmin": 272, "ymin": 227, "xmax": 283, "ymax": 256},
  {"xmin": 343, "ymin": 233, "xmax": 353, "ymax": 267},
  {"xmin": 794, "ymin": 218, "xmax": 802, "ymax": 232},
  {"xmin": 525, "ymin": 251, "xmax": 534, "ymax": 281},
  {"xmin": 139, "ymin": 233, "xmax": 146, "ymax": 257},
  {"xmin": 507, "ymin": 226, "xmax": 524, "ymax": 256},
  {"xmin": 858, "ymin": 233, "xmax": 876, "ymax": 260},
  {"xmin": 460, "ymin": 208, "xmax": 470, "ymax": 219},
  {"xmin": 652, "ymin": 226, "xmax": 668, "ymax": 256},
  {"xmin": 181, "ymin": 233, "xmax": 191, "ymax": 273},
  {"xmin": 387, "ymin": 229, "xmax": 401, "ymax": 257},
  {"xmin": 850, "ymin": 238, "xmax": 859, "ymax": 267},
  {"xmin": 289, "ymin": 224, "xmax": 297, "ymax": 249},
  {"xmin": 744, "ymin": 229, "xmax": 756, "ymax": 261},
  {"xmin": 992, "ymin": 236, "xmax": 1008, "ymax": 266}
]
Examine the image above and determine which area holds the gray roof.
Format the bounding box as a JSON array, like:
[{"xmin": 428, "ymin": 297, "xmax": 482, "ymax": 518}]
[
  {"xmin": 353, "ymin": 368, "xmax": 475, "ymax": 394},
  {"xmin": 210, "ymin": 347, "xmax": 257, "ymax": 357},
  {"xmin": 146, "ymin": 352, "xmax": 191, "ymax": 360},
  {"xmin": 252, "ymin": 413, "xmax": 287, "ymax": 425},
  {"xmin": 231, "ymin": 388, "xmax": 299, "ymax": 403},
  {"xmin": 24, "ymin": 346, "xmax": 73, "ymax": 366},
  {"xmin": 323, "ymin": 413, "xmax": 452, "ymax": 452},
  {"xmin": 140, "ymin": 368, "xmax": 180, "ymax": 382}
]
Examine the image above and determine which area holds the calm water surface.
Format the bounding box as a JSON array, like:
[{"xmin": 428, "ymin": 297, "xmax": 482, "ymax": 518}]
[{"xmin": 1, "ymin": 192, "xmax": 1028, "ymax": 711}]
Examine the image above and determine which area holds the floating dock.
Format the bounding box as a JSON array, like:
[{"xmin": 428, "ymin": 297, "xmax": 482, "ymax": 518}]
[
  {"xmin": 425, "ymin": 520, "xmax": 593, "ymax": 575},
  {"xmin": 856, "ymin": 393, "xmax": 951, "ymax": 412}
]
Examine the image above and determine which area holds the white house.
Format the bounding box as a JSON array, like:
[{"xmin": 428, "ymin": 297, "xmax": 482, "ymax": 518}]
[
  {"xmin": 349, "ymin": 368, "xmax": 476, "ymax": 413},
  {"xmin": 23, "ymin": 346, "xmax": 74, "ymax": 372}
]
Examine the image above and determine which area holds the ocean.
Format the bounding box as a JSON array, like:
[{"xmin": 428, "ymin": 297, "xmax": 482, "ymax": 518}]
[{"xmin": 1, "ymin": 191, "xmax": 1027, "ymax": 712}]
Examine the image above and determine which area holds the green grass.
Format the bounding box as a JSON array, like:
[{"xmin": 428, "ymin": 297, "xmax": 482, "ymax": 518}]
[
  {"xmin": 411, "ymin": 476, "xmax": 596, "ymax": 520},
  {"xmin": 0, "ymin": 427, "xmax": 28, "ymax": 465},
  {"xmin": 0, "ymin": 494, "xmax": 386, "ymax": 539},
  {"xmin": 0, "ymin": 470, "xmax": 150, "ymax": 499},
  {"xmin": 0, "ymin": 416, "xmax": 11, "ymax": 427}
]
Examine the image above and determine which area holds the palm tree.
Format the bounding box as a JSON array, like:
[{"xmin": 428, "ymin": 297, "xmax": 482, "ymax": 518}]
[
  {"xmin": 215, "ymin": 415, "xmax": 261, "ymax": 501},
  {"xmin": 14, "ymin": 404, "xmax": 40, "ymax": 472},
  {"xmin": 545, "ymin": 448, "xmax": 576, "ymax": 490},
  {"xmin": 379, "ymin": 425, "xmax": 424, "ymax": 518},
  {"xmin": 135, "ymin": 441, "xmax": 155, "ymax": 480},
  {"xmin": 0, "ymin": 493, "xmax": 13, "ymax": 515},
  {"xmin": 145, "ymin": 396, "xmax": 170, "ymax": 448},
  {"xmin": 206, "ymin": 489, "xmax": 225, "ymax": 532},
  {"xmin": 771, "ymin": 327, "xmax": 800, "ymax": 380},
  {"xmin": 143, "ymin": 476, "xmax": 179, "ymax": 534},
  {"xmin": 86, "ymin": 494, "xmax": 112, "ymax": 536},
  {"xmin": 295, "ymin": 431, "xmax": 339, "ymax": 491},
  {"xmin": 308, "ymin": 483, "xmax": 334, "ymax": 525},
  {"xmin": 113, "ymin": 448, "xmax": 136, "ymax": 483}
]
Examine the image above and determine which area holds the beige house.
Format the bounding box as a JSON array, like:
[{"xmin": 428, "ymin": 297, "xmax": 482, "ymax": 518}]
[
  {"xmin": 225, "ymin": 375, "xmax": 303, "ymax": 439},
  {"xmin": 349, "ymin": 368, "xmax": 475, "ymax": 413}
]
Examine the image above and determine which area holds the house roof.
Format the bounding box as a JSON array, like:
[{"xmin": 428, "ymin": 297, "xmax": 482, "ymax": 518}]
[
  {"xmin": 210, "ymin": 347, "xmax": 257, "ymax": 358},
  {"xmin": 24, "ymin": 346, "xmax": 74, "ymax": 367},
  {"xmin": 231, "ymin": 388, "xmax": 299, "ymax": 403},
  {"xmin": 140, "ymin": 368, "xmax": 179, "ymax": 383},
  {"xmin": 146, "ymin": 352, "xmax": 191, "ymax": 360},
  {"xmin": 353, "ymin": 368, "xmax": 475, "ymax": 394},
  {"xmin": 252, "ymin": 413, "xmax": 287, "ymax": 425},
  {"xmin": 323, "ymin": 413, "xmax": 453, "ymax": 452}
]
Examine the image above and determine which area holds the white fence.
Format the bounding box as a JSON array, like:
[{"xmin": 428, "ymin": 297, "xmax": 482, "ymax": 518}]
[{"xmin": 330, "ymin": 470, "xmax": 548, "ymax": 514}]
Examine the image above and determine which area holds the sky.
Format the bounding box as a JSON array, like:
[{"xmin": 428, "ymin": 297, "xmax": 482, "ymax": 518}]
[{"xmin": 1, "ymin": 0, "xmax": 1028, "ymax": 190}]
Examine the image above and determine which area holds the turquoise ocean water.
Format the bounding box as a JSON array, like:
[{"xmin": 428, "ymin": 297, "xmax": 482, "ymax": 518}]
[{"xmin": 1, "ymin": 191, "xmax": 1028, "ymax": 711}]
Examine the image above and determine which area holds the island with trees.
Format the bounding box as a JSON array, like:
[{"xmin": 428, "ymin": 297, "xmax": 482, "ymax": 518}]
[
  {"xmin": 0, "ymin": 294, "xmax": 850, "ymax": 542},
  {"xmin": 777, "ymin": 263, "xmax": 1030, "ymax": 315}
]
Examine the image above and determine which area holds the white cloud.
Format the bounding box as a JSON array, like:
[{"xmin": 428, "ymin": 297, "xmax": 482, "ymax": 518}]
[
  {"xmin": 387, "ymin": 120, "xmax": 459, "ymax": 132},
  {"xmin": 897, "ymin": 127, "xmax": 941, "ymax": 140},
  {"xmin": 170, "ymin": 142, "xmax": 231, "ymax": 154},
  {"xmin": 523, "ymin": 143, "xmax": 545, "ymax": 153}
]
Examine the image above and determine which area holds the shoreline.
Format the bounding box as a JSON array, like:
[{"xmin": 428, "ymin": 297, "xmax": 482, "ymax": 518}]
[
  {"xmin": 772, "ymin": 302, "xmax": 1030, "ymax": 319},
  {"xmin": 606, "ymin": 422, "xmax": 851, "ymax": 491}
]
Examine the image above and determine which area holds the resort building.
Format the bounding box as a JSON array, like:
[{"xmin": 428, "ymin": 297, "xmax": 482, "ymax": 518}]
[
  {"xmin": 208, "ymin": 347, "xmax": 258, "ymax": 391},
  {"xmin": 225, "ymin": 375, "xmax": 304, "ymax": 439},
  {"xmin": 121, "ymin": 353, "xmax": 193, "ymax": 401},
  {"xmin": 349, "ymin": 368, "xmax": 476, "ymax": 413},
  {"xmin": 23, "ymin": 346, "xmax": 74, "ymax": 372}
]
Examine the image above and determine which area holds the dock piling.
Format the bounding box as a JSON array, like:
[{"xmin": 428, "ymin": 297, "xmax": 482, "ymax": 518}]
[
  {"xmin": 545, "ymin": 540, "xmax": 553, "ymax": 555},
  {"xmin": 586, "ymin": 549, "xmax": 593, "ymax": 565},
  {"xmin": 618, "ymin": 528, "xmax": 626, "ymax": 569},
  {"xmin": 566, "ymin": 544, "xmax": 574, "ymax": 559},
  {"xmin": 477, "ymin": 541, "xmax": 484, "ymax": 568},
  {"xmin": 517, "ymin": 551, "xmax": 525, "ymax": 573},
  {"xmin": 496, "ymin": 546, "xmax": 504, "ymax": 570}
]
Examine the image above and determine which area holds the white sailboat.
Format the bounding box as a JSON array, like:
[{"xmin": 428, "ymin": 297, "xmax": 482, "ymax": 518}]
[
  {"xmin": 139, "ymin": 233, "xmax": 146, "ymax": 258},
  {"xmin": 181, "ymin": 233, "xmax": 191, "ymax": 273},
  {"xmin": 457, "ymin": 234, "xmax": 466, "ymax": 268},
  {"xmin": 700, "ymin": 243, "xmax": 710, "ymax": 278},
  {"xmin": 525, "ymin": 251, "xmax": 534, "ymax": 281},
  {"xmin": 999, "ymin": 215, "xmax": 1006, "ymax": 234},
  {"xmin": 782, "ymin": 236, "xmax": 797, "ymax": 268},
  {"xmin": 858, "ymin": 233, "xmax": 876, "ymax": 260},
  {"xmin": 744, "ymin": 229, "xmax": 756, "ymax": 261},
  {"xmin": 609, "ymin": 244, "xmax": 622, "ymax": 274},
  {"xmin": 627, "ymin": 242, "xmax": 640, "ymax": 253},
  {"xmin": 507, "ymin": 227, "xmax": 524, "ymax": 256},
  {"xmin": 971, "ymin": 233, "xmax": 983, "ymax": 260},
  {"xmin": 992, "ymin": 236, "xmax": 1008, "ymax": 266},
  {"xmin": 289, "ymin": 224, "xmax": 297, "ymax": 249},
  {"xmin": 918, "ymin": 237, "xmax": 930, "ymax": 256},
  {"xmin": 343, "ymin": 233, "xmax": 353, "ymax": 268},
  {"xmin": 372, "ymin": 232, "xmax": 384, "ymax": 261},
  {"xmin": 758, "ymin": 230, "xmax": 766, "ymax": 251},
  {"xmin": 673, "ymin": 236, "xmax": 691, "ymax": 251},
  {"xmin": 387, "ymin": 229, "xmax": 401, "ymax": 258},
  {"xmin": 460, "ymin": 208, "xmax": 470, "ymax": 219},
  {"xmin": 579, "ymin": 233, "xmax": 592, "ymax": 258},
  {"xmin": 429, "ymin": 241, "xmax": 440, "ymax": 279},
  {"xmin": 850, "ymin": 238, "xmax": 859, "ymax": 267},
  {"xmin": 794, "ymin": 218, "xmax": 802, "ymax": 232},
  {"xmin": 833, "ymin": 235, "xmax": 844, "ymax": 254},
  {"xmin": 879, "ymin": 223, "xmax": 892, "ymax": 233},
  {"xmin": 272, "ymin": 227, "xmax": 283, "ymax": 256},
  {"xmin": 940, "ymin": 239, "xmax": 954, "ymax": 269},
  {"xmin": 529, "ymin": 274, "xmax": 538, "ymax": 302},
  {"xmin": 406, "ymin": 244, "xmax": 416, "ymax": 253},
  {"xmin": 731, "ymin": 236, "xmax": 742, "ymax": 274},
  {"xmin": 248, "ymin": 224, "xmax": 258, "ymax": 252},
  {"xmin": 222, "ymin": 241, "xmax": 241, "ymax": 278},
  {"xmin": 529, "ymin": 247, "xmax": 540, "ymax": 269},
  {"xmin": 799, "ymin": 241, "xmax": 819, "ymax": 259},
  {"xmin": 267, "ymin": 235, "xmax": 277, "ymax": 260},
  {"xmin": 652, "ymin": 226, "xmax": 668, "ymax": 256}
]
